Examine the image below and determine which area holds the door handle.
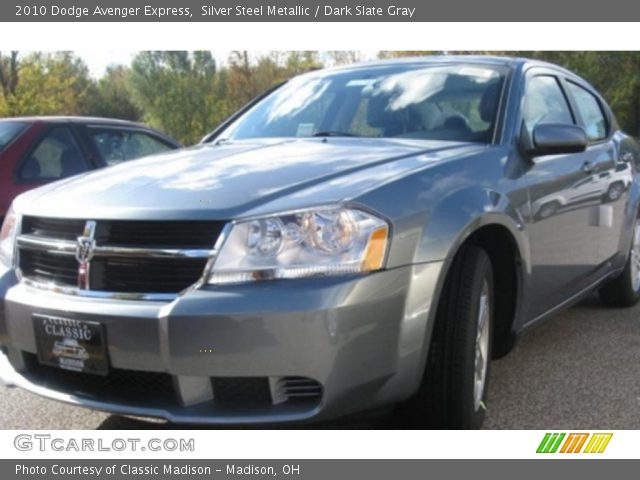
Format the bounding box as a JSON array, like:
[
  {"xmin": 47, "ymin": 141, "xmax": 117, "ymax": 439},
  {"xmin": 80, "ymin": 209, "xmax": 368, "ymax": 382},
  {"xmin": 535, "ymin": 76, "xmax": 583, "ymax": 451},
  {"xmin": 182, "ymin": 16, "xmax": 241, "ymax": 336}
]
[{"xmin": 582, "ymin": 161, "xmax": 596, "ymax": 174}]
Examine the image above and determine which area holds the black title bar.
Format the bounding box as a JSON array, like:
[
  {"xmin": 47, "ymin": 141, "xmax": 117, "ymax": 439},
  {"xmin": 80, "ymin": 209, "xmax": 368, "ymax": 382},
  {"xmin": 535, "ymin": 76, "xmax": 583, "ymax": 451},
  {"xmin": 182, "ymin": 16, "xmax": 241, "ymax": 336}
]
[{"xmin": 5, "ymin": 0, "xmax": 639, "ymax": 21}]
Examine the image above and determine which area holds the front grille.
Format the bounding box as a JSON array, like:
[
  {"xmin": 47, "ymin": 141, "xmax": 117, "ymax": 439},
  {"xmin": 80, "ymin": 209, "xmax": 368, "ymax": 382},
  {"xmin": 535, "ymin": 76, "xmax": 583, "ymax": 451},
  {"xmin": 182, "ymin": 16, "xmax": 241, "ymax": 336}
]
[
  {"xmin": 18, "ymin": 217, "xmax": 225, "ymax": 295},
  {"xmin": 95, "ymin": 257, "xmax": 210, "ymax": 294},
  {"xmin": 23, "ymin": 353, "xmax": 177, "ymax": 403},
  {"xmin": 22, "ymin": 216, "xmax": 85, "ymax": 241},
  {"xmin": 23, "ymin": 217, "xmax": 224, "ymax": 249},
  {"xmin": 20, "ymin": 249, "xmax": 78, "ymax": 286},
  {"xmin": 100, "ymin": 220, "xmax": 223, "ymax": 248}
]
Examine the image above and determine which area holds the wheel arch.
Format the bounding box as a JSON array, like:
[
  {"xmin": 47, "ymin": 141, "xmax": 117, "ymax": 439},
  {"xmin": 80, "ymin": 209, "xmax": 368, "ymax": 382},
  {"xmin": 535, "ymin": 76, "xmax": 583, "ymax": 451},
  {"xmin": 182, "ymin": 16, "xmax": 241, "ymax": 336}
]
[{"xmin": 432, "ymin": 213, "xmax": 528, "ymax": 359}]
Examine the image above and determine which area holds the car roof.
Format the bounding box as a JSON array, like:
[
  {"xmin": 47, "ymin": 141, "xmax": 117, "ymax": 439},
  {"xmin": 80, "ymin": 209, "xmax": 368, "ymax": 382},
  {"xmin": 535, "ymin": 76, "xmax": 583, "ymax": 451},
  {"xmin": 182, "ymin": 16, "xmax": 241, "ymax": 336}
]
[
  {"xmin": 309, "ymin": 55, "xmax": 572, "ymax": 76},
  {"xmin": 0, "ymin": 115, "xmax": 151, "ymax": 128},
  {"xmin": 0, "ymin": 115, "xmax": 181, "ymax": 146}
]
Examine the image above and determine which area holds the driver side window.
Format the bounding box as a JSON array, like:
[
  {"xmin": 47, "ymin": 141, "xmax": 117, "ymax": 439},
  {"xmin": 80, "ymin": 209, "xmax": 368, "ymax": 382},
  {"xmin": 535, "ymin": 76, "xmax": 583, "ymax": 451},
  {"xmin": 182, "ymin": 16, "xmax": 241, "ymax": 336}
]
[{"xmin": 523, "ymin": 76, "xmax": 574, "ymax": 136}]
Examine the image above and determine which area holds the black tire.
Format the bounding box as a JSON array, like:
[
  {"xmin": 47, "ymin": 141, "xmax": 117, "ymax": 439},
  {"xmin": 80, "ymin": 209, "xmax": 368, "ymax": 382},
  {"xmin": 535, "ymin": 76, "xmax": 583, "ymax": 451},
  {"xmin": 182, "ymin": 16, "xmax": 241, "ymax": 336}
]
[
  {"xmin": 605, "ymin": 182, "xmax": 625, "ymax": 202},
  {"xmin": 537, "ymin": 201, "xmax": 560, "ymax": 220},
  {"xmin": 599, "ymin": 220, "xmax": 640, "ymax": 307},
  {"xmin": 404, "ymin": 245, "xmax": 494, "ymax": 429}
]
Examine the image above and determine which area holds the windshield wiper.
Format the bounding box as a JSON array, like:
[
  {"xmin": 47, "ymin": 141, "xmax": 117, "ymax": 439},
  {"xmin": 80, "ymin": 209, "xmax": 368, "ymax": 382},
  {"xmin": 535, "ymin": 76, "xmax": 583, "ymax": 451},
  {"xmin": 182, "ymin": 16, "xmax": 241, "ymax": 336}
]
[{"xmin": 311, "ymin": 131, "xmax": 360, "ymax": 138}]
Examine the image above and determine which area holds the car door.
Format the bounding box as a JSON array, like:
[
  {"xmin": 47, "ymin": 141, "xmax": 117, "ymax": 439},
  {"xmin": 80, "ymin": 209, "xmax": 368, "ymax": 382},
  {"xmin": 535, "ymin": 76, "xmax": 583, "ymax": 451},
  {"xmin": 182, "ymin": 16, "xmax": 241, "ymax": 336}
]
[
  {"xmin": 563, "ymin": 79, "xmax": 628, "ymax": 264},
  {"xmin": 522, "ymin": 72, "xmax": 610, "ymax": 320}
]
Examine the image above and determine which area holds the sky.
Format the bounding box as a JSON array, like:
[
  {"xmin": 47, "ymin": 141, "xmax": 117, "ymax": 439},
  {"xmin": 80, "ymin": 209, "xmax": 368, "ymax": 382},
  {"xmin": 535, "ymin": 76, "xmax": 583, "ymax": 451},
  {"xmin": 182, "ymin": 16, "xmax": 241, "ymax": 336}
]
[
  {"xmin": 75, "ymin": 50, "xmax": 136, "ymax": 77},
  {"xmin": 74, "ymin": 50, "xmax": 378, "ymax": 78},
  {"xmin": 75, "ymin": 50, "xmax": 236, "ymax": 77}
]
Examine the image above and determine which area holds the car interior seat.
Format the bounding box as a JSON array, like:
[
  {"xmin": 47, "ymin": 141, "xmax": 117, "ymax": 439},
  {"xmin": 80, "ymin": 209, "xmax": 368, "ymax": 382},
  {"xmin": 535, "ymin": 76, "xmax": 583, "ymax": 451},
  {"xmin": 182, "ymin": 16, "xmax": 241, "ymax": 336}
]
[
  {"xmin": 59, "ymin": 149, "xmax": 86, "ymax": 178},
  {"xmin": 21, "ymin": 158, "xmax": 42, "ymax": 180},
  {"xmin": 367, "ymin": 92, "xmax": 422, "ymax": 137}
]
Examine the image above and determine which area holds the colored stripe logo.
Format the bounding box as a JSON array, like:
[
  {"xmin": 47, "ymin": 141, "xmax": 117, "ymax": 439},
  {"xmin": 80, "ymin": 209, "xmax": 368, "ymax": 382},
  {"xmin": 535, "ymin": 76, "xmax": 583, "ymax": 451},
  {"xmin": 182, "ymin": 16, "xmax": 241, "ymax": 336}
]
[{"xmin": 537, "ymin": 433, "xmax": 612, "ymax": 454}]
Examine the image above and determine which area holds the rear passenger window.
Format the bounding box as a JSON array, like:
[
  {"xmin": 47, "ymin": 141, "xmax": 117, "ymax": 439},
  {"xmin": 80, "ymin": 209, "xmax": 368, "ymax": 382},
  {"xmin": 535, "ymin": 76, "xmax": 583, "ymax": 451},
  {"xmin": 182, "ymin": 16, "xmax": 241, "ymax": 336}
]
[
  {"xmin": 566, "ymin": 82, "xmax": 608, "ymax": 141},
  {"xmin": 523, "ymin": 76, "xmax": 574, "ymax": 135},
  {"xmin": 18, "ymin": 127, "xmax": 89, "ymax": 182}
]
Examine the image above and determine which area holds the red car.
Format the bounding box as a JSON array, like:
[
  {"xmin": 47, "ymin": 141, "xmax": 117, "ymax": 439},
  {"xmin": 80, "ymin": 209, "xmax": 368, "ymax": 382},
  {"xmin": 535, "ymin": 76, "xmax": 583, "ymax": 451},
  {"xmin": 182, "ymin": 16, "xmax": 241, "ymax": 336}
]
[{"xmin": 0, "ymin": 116, "xmax": 180, "ymax": 222}]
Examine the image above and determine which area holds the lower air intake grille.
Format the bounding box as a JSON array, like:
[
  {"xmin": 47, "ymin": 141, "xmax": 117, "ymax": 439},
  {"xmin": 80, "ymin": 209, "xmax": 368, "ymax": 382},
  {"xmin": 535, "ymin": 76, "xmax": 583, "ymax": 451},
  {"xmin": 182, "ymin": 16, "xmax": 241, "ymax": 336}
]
[
  {"xmin": 280, "ymin": 377, "xmax": 322, "ymax": 400},
  {"xmin": 23, "ymin": 353, "xmax": 177, "ymax": 403},
  {"xmin": 276, "ymin": 377, "xmax": 323, "ymax": 402},
  {"xmin": 212, "ymin": 377, "xmax": 272, "ymax": 404}
]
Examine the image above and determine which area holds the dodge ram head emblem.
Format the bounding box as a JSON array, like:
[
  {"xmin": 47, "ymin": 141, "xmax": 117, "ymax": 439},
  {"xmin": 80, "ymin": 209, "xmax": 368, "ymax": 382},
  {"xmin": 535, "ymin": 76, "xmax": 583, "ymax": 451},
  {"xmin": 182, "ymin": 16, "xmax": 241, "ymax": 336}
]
[
  {"xmin": 75, "ymin": 236, "xmax": 96, "ymax": 263},
  {"xmin": 75, "ymin": 221, "xmax": 96, "ymax": 290}
]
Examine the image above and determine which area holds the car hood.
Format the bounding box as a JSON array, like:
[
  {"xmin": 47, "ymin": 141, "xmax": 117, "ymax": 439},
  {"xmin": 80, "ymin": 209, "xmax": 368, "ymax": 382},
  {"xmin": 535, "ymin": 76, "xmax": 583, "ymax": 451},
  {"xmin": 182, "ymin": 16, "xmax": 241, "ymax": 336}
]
[{"xmin": 15, "ymin": 138, "xmax": 485, "ymax": 220}]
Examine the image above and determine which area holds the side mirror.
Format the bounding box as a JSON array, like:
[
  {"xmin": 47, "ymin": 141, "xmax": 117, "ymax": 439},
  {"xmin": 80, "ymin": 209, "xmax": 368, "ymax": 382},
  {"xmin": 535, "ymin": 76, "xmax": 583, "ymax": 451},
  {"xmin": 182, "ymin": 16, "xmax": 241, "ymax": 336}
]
[{"xmin": 521, "ymin": 123, "xmax": 588, "ymax": 158}]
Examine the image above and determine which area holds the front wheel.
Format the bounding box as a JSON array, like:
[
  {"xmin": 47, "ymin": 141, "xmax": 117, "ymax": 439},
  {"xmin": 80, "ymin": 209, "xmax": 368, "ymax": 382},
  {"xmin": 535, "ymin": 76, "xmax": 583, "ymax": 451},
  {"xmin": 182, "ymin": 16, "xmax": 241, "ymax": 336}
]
[
  {"xmin": 537, "ymin": 201, "xmax": 560, "ymax": 220},
  {"xmin": 599, "ymin": 217, "xmax": 640, "ymax": 307},
  {"xmin": 605, "ymin": 182, "xmax": 625, "ymax": 202},
  {"xmin": 404, "ymin": 245, "xmax": 494, "ymax": 429}
]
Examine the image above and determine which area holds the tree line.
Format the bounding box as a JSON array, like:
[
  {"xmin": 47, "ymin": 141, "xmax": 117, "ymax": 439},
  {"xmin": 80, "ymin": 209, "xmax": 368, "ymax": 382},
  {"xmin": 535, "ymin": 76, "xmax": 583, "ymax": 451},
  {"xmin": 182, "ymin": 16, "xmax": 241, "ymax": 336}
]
[{"xmin": 1, "ymin": 50, "xmax": 640, "ymax": 145}]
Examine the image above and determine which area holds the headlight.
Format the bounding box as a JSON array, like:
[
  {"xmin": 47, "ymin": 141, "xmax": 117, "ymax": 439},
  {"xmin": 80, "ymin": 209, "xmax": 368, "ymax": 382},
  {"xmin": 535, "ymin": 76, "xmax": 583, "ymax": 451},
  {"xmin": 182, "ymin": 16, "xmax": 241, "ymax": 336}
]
[
  {"xmin": 0, "ymin": 206, "xmax": 19, "ymax": 268},
  {"xmin": 209, "ymin": 206, "xmax": 389, "ymax": 284}
]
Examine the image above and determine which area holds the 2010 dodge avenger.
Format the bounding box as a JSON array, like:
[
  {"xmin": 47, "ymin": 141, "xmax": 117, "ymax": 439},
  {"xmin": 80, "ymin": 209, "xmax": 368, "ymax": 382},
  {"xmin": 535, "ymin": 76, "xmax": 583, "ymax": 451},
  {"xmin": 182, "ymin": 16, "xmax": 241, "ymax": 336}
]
[{"xmin": 1, "ymin": 56, "xmax": 639, "ymax": 428}]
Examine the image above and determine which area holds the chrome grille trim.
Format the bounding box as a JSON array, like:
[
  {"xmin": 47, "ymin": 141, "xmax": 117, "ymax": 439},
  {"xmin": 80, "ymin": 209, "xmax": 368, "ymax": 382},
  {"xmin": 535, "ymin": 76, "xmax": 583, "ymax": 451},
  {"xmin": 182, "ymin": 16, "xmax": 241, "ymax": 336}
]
[
  {"xmin": 269, "ymin": 376, "xmax": 323, "ymax": 405},
  {"xmin": 17, "ymin": 235, "xmax": 215, "ymax": 259},
  {"xmin": 21, "ymin": 278, "xmax": 179, "ymax": 302},
  {"xmin": 16, "ymin": 219, "xmax": 233, "ymax": 301},
  {"xmin": 17, "ymin": 235, "xmax": 76, "ymax": 255}
]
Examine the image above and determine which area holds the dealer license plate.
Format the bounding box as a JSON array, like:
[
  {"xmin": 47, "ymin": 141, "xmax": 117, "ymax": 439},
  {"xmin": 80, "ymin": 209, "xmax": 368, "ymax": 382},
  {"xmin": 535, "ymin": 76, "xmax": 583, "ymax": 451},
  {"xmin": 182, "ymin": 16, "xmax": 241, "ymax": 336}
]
[{"xmin": 33, "ymin": 314, "xmax": 108, "ymax": 375}]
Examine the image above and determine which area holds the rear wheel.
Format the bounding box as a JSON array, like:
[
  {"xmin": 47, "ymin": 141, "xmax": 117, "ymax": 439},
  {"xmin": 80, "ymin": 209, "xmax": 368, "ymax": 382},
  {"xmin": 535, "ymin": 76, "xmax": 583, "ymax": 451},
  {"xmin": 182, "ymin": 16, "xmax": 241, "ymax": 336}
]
[
  {"xmin": 404, "ymin": 245, "xmax": 494, "ymax": 429},
  {"xmin": 599, "ymin": 217, "xmax": 640, "ymax": 307}
]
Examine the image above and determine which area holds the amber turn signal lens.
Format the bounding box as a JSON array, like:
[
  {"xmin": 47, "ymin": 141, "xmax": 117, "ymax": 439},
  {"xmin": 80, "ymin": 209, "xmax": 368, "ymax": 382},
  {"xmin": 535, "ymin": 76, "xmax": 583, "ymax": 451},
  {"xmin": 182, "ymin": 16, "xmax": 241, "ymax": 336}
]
[{"xmin": 361, "ymin": 226, "xmax": 388, "ymax": 272}]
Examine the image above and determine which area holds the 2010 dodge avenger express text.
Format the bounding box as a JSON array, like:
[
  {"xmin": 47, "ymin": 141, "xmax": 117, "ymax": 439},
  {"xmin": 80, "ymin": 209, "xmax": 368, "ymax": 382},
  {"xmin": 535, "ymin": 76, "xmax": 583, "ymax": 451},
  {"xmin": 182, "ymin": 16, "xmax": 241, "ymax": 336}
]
[{"xmin": 1, "ymin": 56, "xmax": 639, "ymax": 428}]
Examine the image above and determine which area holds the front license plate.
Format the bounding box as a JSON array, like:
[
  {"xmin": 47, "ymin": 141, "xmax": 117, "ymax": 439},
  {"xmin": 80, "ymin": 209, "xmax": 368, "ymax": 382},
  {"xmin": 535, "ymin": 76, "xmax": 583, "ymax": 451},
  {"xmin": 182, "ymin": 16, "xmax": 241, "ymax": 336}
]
[{"xmin": 33, "ymin": 314, "xmax": 108, "ymax": 375}]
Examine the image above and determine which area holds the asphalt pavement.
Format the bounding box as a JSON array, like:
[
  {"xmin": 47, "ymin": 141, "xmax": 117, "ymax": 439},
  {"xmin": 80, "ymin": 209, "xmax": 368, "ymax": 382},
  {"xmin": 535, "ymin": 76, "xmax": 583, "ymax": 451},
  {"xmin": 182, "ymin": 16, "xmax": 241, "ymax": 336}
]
[{"xmin": 1, "ymin": 293, "xmax": 639, "ymax": 429}]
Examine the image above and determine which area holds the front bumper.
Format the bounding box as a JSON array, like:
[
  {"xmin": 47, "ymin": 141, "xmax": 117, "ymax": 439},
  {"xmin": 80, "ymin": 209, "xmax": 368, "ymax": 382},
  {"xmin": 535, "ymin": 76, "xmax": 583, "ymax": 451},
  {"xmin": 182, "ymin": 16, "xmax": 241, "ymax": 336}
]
[{"xmin": 0, "ymin": 261, "xmax": 444, "ymax": 424}]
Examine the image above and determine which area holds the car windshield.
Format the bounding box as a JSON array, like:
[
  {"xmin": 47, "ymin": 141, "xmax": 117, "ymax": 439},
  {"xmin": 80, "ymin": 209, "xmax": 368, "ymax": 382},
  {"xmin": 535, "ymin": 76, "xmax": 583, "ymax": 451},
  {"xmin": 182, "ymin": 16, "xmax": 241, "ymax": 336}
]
[
  {"xmin": 0, "ymin": 121, "xmax": 27, "ymax": 151},
  {"xmin": 221, "ymin": 63, "xmax": 507, "ymax": 143}
]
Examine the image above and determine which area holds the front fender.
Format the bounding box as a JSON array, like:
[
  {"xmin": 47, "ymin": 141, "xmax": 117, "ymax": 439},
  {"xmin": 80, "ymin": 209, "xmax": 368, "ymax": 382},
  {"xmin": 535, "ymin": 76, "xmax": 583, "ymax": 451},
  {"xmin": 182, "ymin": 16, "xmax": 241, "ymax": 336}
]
[
  {"xmin": 395, "ymin": 185, "xmax": 530, "ymax": 394},
  {"xmin": 415, "ymin": 185, "xmax": 530, "ymax": 270}
]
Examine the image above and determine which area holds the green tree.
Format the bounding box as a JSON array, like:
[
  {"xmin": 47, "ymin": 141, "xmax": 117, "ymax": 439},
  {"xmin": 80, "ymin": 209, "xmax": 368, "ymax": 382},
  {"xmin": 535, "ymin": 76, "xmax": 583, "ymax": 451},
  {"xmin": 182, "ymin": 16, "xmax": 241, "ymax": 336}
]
[
  {"xmin": 326, "ymin": 51, "xmax": 363, "ymax": 65},
  {"xmin": 0, "ymin": 51, "xmax": 18, "ymax": 97},
  {"xmin": 128, "ymin": 51, "xmax": 225, "ymax": 145},
  {"xmin": 284, "ymin": 51, "xmax": 322, "ymax": 76},
  {"xmin": 0, "ymin": 51, "xmax": 93, "ymax": 117},
  {"xmin": 225, "ymin": 51, "xmax": 322, "ymax": 112},
  {"xmin": 86, "ymin": 65, "xmax": 140, "ymax": 121},
  {"xmin": 377, "ymin": 50, "xmax": 441, "ymax": 59}
]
